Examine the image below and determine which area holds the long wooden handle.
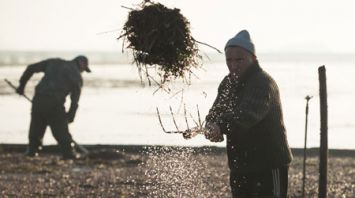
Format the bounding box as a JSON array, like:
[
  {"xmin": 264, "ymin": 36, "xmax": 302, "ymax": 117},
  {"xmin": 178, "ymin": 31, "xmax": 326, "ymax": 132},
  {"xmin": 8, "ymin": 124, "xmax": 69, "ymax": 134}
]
[{"xmin": 4, "ymin": 78, "xmax": 32, "ymax": 102}]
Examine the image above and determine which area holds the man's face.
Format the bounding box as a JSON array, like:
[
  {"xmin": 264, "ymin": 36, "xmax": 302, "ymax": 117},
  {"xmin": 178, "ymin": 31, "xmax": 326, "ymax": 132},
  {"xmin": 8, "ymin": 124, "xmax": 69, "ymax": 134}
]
[
  {"xmin": 225, "ymin": 46, "xmax": 254, "ymax": 79},
  {"xmin": 78, "ymin": 60, "xmax": 88, "ymax": 73}
]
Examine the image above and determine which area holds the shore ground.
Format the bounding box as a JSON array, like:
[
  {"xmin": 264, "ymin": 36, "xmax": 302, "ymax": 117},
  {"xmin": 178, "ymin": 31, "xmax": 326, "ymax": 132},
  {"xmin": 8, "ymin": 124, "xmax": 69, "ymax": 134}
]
[{"xmin": 0, "ymin": 144, "xmax": 354, "ymax": 197}]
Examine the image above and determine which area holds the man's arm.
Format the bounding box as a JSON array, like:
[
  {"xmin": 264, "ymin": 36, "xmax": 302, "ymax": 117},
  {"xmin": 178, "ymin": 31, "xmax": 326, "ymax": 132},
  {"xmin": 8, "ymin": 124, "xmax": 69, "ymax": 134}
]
[
  {"xmin": 17, "ymin": 60, "xmax": 48, "ymax": 94},
  {"xmin": 66, "ymin": 69, "xmax": 83, "ymax": 123},
  {"xmin": 204, "ymin": 76, "xmax": 231, "ymax": 142},
  {"xmin": 67, "ymin": 85, "xmax": 81, "ymax": 123},
  {"xmin": 221, "ymin": 82, "xmax": 272, "ymax": 132},
  {"xmin": 205, "ymin": 76, "xmax": 230, "ymax": 123}
]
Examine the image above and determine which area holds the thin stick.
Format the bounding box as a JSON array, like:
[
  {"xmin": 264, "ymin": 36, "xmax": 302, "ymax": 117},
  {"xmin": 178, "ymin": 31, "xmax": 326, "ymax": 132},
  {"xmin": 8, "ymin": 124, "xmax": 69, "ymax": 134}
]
[
  {"xmin": 175, "ymin": 89, "xmax": 185, "ymax": 114},
  {"xmin": 169, "ymin": 106, "xmax": 180, "ymax": 132},
  {"xmin": 184, "ymin": 104, "xmax": 190, "ymax": 130},
  {"xmin": 141, "ymin": 69, "xmax": 170, "ymax": 94},
  {"xmin": 156, "ymin": 108, "xmax": 182, "ymax": 134},
  {"xmin": 189, "ymin": 112, "xmax": 199, "ymax": 127},
  {"xmin": 302, "ymin": 95, "xmax": 313, "ymax": 197},
  {"xmin": 182, "ymin": 71, "xmax": 192, "ymax": 86},
  {"xmin": 121, "ymin": 5, "xmax": 134, "ymax": 11},
  {"xmin": 196, "ymin": 104, "xmax": 202, "ymax": 128},
  {"xmin": 145, "ymin": 65, "xmax": 152, "ymax": 86},
  {"xmin": 156, "ymin": 107, "xmax": 168, "ymax": 133},
  {"xmin": 152, "ymin": 78, "xmax": 170, "ymax": 95},
  {"xmin": 169, "ymin": 89, "xmax": 183, "ymax": 99},
  {"xmin": 189, "ymin": 69, "xmax": 200, "ymax": 80},
  {"xmin": 152, "ymin": 87, "xmax": 160, "ymax": 95},
  {"xmin": 202, "ymin": 51, "xmax": 211, "ymax": 61},
  {"xmin": 4, "ymin": 79, "xmax": 32, "ymax": 102},
  {"xmin": 121, "ymin": 36, "xmax": 126, "ymax": 53},
  {"xmin": 96, "ymin": 28, "xmax": 121, "ymax": 35},
  {"xmin": 192, "ymin": 38, "xmax": 222, "ymax": 54},
  {"xmin": 136, "ymin": 64, "xmax": 144, "ymax": 86}
]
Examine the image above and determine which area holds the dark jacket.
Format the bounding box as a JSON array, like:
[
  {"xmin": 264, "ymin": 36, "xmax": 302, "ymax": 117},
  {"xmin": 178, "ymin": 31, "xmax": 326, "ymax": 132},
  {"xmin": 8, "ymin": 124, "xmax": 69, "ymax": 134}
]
[
  {"xmin": 19, "ymin": 58, "xmax": 83, "ymax": 118},
  {"xmin": 205, "ymin": 62, "xmax": 293, "ymax": 173}
]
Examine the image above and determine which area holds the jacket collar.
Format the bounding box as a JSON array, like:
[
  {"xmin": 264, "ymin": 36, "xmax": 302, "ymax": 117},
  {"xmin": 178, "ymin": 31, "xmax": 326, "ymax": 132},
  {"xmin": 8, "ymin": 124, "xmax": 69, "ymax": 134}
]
[
  {"xmin": 226, "ymin": 61, "xmax": 261, "ymax": 91},
  {"xmin": 236, "ymin": 61, "xmax": 261, "ymax": 84}
]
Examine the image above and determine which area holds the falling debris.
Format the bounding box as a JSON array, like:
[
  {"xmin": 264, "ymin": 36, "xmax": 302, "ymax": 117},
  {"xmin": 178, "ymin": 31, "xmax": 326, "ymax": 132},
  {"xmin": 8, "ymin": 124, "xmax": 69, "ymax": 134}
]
[{"xmin": 118, "ymin": 1, "xmax": 202, "ymax": 85}]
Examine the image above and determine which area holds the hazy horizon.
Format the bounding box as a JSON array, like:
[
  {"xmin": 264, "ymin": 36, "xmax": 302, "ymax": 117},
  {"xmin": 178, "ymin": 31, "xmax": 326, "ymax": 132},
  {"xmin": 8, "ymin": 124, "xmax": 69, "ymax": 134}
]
[
  {"xmin": 1, "ymin": 50, "xmax": 355, "ymax": 66},
  {"xmin": 2, "ymin": 0, "xmax": 355, "ymax": 54}
]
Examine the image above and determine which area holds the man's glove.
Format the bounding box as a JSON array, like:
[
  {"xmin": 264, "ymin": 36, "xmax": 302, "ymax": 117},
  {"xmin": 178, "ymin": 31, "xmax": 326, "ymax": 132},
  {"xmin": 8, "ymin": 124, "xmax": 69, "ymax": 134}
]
[
  {"xmin": 66, "ymin": 111, "xmax": 76, "ymax": 123},
  {"xmin": 16, "ymin": 85, "xmax": 24, "ymax": 95},
  {"xmin": 205, "ymin": 122, "xmax": 224, "ymax": 142},
  {"xmin": 67, "ymin": 103, "xmax": 78, "ymax": 124}
]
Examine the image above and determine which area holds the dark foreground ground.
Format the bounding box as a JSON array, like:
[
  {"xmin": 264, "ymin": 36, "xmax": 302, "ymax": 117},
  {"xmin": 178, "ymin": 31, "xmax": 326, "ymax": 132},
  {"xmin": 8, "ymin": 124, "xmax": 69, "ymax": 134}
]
[{"xmin": 0, "ymin": 144, "xmax": 354, "ymax": 198}]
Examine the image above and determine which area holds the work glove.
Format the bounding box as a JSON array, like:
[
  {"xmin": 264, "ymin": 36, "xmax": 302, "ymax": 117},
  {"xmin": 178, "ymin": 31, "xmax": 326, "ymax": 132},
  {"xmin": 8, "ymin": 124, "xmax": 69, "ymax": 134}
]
[
  {"xmin": 16, "ymin": 85, "xmax": 24, "ymax": 95},
  {"xmin": 67, "ymin": 103, "xmax": 78, "ymax": 123},
  {"xmin": 205, "ymin": 122, "xmax": 224, "ymax": 142},
  {"xmin": 66, "ymin": 111, "xmax": 76, "ymax": 123}
]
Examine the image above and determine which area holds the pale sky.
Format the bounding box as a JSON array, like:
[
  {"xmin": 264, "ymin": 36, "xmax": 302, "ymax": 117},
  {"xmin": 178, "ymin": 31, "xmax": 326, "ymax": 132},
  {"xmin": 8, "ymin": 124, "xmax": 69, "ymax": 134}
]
[{"xmin": 1, "ymin": 0, "xmax": 355, "ymax": 53}]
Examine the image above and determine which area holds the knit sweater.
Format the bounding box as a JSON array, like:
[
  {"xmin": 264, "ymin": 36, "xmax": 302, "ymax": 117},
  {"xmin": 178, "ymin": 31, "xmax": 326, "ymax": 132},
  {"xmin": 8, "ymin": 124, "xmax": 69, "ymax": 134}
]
[{"xmin": 205, "ymin": 62, "xmax": 293, "ymax": 173}]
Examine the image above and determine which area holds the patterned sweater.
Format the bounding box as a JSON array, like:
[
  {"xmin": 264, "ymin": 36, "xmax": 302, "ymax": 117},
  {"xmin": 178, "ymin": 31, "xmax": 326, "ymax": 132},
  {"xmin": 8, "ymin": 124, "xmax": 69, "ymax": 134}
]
[{"xmin": 205, "ymin": 62, "xmax": 293, "ymax": 173}]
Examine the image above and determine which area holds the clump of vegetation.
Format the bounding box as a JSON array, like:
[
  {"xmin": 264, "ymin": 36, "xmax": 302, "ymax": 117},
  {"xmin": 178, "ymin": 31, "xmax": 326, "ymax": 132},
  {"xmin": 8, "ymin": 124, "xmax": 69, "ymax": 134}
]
[{"xmin": 118, "ymin": 1, "xmax": 202, "ymax": 85}]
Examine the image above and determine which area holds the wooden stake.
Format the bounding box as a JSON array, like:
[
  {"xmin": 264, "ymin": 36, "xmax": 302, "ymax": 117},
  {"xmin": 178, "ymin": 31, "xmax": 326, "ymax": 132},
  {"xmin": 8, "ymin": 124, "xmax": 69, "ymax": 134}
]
[{"xmin": 318, "ymin": 65, "xmax": 328, "ymax": 198}]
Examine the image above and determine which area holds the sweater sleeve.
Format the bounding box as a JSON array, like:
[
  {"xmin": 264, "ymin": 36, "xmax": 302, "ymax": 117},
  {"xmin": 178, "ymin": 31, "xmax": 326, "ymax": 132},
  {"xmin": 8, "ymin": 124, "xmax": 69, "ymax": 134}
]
[
  {"xmin": 18, "ymin": 60, "xmax": 48, "ymax": 89},
  {"xmin": 228, "ymin": 80, "xmax": 272, "ymax": 130},
  {"xmin": 67, "ymin": 84, "xmax": 81, "ymax": 118},
  {"xmin": 205, "ymin": 76, "xmax": 231, "ymax": 124},
  {"xmin": 65, "ymin": 66, "xmax": 83, "ymax": 117}
]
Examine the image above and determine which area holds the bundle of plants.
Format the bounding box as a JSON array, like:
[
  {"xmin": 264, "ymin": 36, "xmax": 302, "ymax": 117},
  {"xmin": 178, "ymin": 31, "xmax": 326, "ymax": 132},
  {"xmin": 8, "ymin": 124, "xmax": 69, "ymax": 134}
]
[{"xmin": 118, "ymin": 1, "xmax": 202, "ymax": 85}]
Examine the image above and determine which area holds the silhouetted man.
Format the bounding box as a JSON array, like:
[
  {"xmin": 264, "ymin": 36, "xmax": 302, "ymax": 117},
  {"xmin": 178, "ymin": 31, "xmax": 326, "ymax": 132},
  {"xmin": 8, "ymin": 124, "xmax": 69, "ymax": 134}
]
[{"xmin": 16, "ymin": 55, "xmax": 90, "ymax": 159}]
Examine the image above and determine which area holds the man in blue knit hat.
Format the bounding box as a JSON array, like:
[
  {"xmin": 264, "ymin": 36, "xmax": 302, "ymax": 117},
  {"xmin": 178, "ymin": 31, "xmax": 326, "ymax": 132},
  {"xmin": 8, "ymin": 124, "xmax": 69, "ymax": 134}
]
[{"xmin": 204, "ymin": 30, "xmax": 293, "ymax": 197}]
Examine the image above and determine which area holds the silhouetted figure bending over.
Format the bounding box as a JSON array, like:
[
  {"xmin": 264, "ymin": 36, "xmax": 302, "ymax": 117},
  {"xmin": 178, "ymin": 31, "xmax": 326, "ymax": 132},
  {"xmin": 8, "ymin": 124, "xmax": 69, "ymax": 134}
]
[{"xmin": 16, "ymin": 55, "xmax": 91, "ymax": 159}]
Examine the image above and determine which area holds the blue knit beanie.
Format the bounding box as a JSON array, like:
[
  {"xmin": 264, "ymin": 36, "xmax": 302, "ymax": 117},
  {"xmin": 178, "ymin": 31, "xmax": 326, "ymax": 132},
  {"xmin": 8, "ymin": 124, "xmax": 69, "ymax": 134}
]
[{"xmin": 225, "ymin": 30, "xmax": 255, "ymax": 55}]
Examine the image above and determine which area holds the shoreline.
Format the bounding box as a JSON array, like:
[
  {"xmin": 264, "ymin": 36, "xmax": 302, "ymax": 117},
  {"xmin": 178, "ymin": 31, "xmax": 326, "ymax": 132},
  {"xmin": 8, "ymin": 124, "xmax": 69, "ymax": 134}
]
[{"xmin": 1, "ymin": 143, "xmax": 355, "ymax": 157}]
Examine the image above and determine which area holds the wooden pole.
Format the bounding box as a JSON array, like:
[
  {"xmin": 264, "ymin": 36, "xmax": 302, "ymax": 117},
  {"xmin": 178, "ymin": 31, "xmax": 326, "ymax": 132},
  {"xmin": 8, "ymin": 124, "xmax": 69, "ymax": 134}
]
[
  {"xmin": 302, "ymin": 95, "xmax": 312, "ymax": 197},
  {"xmin": 318, "ymin": 66, "xmax": 328, "ymax": 198},
  {"xmin": 4, "ymin": 78, "xmax": 32, "ymax": 102}
]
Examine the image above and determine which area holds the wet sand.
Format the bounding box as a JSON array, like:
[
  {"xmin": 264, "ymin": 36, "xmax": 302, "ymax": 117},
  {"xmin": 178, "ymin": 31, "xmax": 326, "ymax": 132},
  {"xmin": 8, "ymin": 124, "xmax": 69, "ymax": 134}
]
[{"xmin": 0, "ymin": 144, "xmax": 354, "ymax": 197}]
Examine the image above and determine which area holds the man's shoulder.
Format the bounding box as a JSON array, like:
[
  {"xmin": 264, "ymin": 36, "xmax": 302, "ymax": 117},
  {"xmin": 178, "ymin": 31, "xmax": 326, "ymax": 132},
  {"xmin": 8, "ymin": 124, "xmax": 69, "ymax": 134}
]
[
  {"xmin": 218, "ymin": 75, "xmax": 231, "ymax": 89},
  {"xmin": 45, "ymin": 57, "xmax": 65, "ymax": 63},
  {"xmin": 63, "ymin": 61, "xmax": 82, "ymax": 83},
  {"xmin": 250, "ymin": 67, "xmax": 278, "ymax": 87},
  {"xmin": 41, "ymin": 58, "xmax": 67, "ymax": 67},
  {"xmin": 257, "ymin": 69, "xmax": 274, "ymax": 81},
  {"xmin": 61, "ymin": 60, "xmax": 79, "ymax": 71}
]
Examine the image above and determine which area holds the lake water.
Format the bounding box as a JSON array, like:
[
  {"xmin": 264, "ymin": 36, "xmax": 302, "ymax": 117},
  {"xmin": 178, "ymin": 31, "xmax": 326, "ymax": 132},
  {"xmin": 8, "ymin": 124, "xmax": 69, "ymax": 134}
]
[{"xmin": 1, "ymin": 54, "xmax": 354, "ymax": 149}]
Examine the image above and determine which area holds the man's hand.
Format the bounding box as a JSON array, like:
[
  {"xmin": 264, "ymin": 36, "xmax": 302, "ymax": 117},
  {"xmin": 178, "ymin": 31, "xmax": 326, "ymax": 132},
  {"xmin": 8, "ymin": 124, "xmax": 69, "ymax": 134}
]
[
  {"xmin": 67, "ymin": 112, "xmax": 75, "ymax": 123},
  {"xmin": 205, "ymin": 122, "xmax": 224, "ymax": 142},
  {"xmin": 16, "ymin": 86, "xmax": 24, "ymax": 95}
]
